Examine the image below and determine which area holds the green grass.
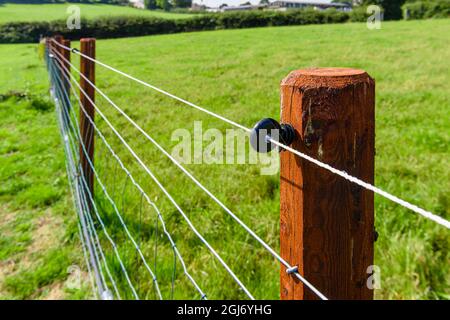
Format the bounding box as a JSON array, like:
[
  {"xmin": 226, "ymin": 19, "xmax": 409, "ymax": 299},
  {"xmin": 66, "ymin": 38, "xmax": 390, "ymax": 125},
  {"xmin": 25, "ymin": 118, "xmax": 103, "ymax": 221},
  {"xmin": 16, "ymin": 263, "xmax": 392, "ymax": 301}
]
[
  {"xmin": 0, "ymin": 94, "xmax": 93, "ymax": 299},
  {"xmin": 0, "ymin": 19, "xmax": 449, "ymax": 300},
  {"xmin": 0, "ymin": 3, "xmax": 193, "ymax": 24}
]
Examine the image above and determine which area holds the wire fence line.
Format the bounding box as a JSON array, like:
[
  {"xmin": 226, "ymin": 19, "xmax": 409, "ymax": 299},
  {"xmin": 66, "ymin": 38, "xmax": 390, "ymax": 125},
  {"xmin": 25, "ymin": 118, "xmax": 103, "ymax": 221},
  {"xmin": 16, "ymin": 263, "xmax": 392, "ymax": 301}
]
[
  {"xmin": 51, "ymin": 39, "xmax": 450, "ymax": 231},
  {"xmin": 50, "ymin": 47, "xmax": 256, "ymax": 300},
  {"xmin": 49, "ymin": 55, "xmax": 107, "ymax": 298},
  {"xmin": 58, "ymin": 83, "xmax": 131, "ymax": 300},
  {"xmin": 50, "ymin": 59, "xmax": 123, "ymax": 300},
  {"xmin": 51, "ymin": 49, "xmax": 208, "ymax": 300},
  {"xmin": 50, "ymin": 45, "xmax": 328, "ymax": 300},
  {"xmin": 49, "ymin": 50, "xmax": 181, "ymax": 299},
  {"xmin": 50, "ymin": 42, "xmax": 332, "ymax": 300},
  {"xmin": 47, "ymin": 38, "xmax": 449, "ymax": 300},
  {"xmin": 50, "ymin": 68, "xmax": 127, "ymax": 299}
]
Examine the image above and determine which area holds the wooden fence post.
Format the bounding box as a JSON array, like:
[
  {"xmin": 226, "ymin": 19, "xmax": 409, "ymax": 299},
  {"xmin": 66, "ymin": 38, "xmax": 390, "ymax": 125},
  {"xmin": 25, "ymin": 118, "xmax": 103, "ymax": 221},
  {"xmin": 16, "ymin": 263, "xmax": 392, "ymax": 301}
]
[
  {"xmin": 52, "ymin": 35, "xmax": 63, "ymax": 90},
  {"xmin": 61, "ymin": 39, "xmax": 71, "ymax": 102},
  {"xmin": 280, "ymin": 68, "xmax": 375, "ymax": 300},
  {"xmin": 79, "ymin": 38, "xmax": 96, "ymax": 204}
]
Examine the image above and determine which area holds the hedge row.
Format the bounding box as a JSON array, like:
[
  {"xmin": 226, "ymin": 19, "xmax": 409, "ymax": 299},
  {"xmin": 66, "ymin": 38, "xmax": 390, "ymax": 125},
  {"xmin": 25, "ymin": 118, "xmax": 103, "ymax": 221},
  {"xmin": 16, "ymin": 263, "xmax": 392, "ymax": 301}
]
[
  {"xmin": 0, "ymin": 9, "xmax": 365, "ymax": 44},
  {"xmin": 403, "ymin": 1, "xmax": 450, "ymax": 19}
]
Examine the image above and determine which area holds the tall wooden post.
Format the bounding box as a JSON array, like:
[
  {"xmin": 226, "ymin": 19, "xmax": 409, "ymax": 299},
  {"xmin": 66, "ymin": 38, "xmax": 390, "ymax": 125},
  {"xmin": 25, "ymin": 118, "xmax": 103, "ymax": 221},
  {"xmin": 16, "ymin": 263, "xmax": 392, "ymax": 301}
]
[
  {"xmin": 280, "ymin": 68, "xmax": 375, "ymax": 300},
  {"xmin": 79, "ymin": 38, "xmax": 96, "ymax": 203},
  {"xmin": 52, "ymin": 35, "xmax": 70, "ymax": 128},
  {"xmin": 61, "ymin": 39, "xmax": 71, "ymax": 101}
]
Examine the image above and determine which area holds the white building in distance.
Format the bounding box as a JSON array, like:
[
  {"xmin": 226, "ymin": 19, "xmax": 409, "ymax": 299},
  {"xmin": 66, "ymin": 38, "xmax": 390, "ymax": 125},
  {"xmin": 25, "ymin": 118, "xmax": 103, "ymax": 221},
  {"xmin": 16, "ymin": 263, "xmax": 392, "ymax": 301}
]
[{"xmin": 270, "ymin": 0, "xmax": 352, "ymax": 11}]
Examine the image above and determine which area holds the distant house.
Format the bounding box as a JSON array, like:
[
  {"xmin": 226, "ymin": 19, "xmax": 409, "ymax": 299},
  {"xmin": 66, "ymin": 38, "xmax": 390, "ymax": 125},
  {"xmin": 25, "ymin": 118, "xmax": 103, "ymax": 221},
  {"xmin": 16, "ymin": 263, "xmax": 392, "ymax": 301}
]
[
  {"xmin": 192, "ymin": 3, "xmax": 209, "ymax": 11},
  {"xmin": 270, "ymin": 0, "xmax": 352, "ymax": 11},
  {"xmin": 220, "ymin": 4, "xmax": 268, "ymax": 12},
  {"xmin": 192, "ymin": 0, "xmax": 352, "ymax": 13},
  {"xmin": 129, "ymin": 0, "xmax": 145, "ymax": 9}
]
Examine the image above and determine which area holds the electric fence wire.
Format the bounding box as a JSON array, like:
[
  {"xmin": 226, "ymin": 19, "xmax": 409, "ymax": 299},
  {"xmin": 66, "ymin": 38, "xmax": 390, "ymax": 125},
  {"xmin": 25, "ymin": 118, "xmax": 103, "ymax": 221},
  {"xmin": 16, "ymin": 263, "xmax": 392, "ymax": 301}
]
[
  {"xmin": 51, "ymin": 51, "xmax": 207, "ymax": 300},
  {"xmin": 50, "ymin": 46, "xmax": 327, "ymax": 300},
  {"xmin": 49, "ymin": 47, "xmax": 255, "ymax": 300}
]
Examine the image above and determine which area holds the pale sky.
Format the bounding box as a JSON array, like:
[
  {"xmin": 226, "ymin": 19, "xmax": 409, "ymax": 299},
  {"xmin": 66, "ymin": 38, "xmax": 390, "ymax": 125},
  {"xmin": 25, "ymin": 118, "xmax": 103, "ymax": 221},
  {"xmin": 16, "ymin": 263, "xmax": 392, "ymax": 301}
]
[{"xmin": 193, "ymin": 0, "xmax": 333, "ymax": 7}]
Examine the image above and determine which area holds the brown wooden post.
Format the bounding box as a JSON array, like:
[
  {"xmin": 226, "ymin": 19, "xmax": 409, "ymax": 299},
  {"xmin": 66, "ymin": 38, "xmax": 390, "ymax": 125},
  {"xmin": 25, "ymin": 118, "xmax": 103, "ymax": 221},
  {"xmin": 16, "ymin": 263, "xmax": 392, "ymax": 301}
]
[
  {"xmin": 79, "ymin": 38, "xmax": 96, "ymax": 203},
  {"xmin": 53, "ymin": 35, "xmax": 63, "ymax": 51},
  {"xmin": 280, "ymin": 68, "xmax": 375, "ymax": 300},
  {"xmin": 52, "ymin": 36, "xmax": 71, "ymax": 128},
  {"xmin": 52, "ymin": 35, "xmax": 64, "ymax": 82},
  {"xmin": 61, "ymin": 39, "xmax": 71, "ymax": 100}
]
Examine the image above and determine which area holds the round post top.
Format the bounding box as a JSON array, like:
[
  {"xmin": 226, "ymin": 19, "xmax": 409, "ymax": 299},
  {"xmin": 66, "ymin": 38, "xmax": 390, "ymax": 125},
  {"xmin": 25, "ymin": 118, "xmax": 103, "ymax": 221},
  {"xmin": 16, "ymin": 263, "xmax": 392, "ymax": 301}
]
[{"xmin": 281, "ymin": 68, "xmax": 373, "ymax": 88}]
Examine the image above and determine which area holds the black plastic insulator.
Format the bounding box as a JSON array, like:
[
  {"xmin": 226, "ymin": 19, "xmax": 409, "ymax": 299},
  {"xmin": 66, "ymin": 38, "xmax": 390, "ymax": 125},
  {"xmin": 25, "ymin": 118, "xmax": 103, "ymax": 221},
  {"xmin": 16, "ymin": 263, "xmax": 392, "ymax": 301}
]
[{"xmin": 250, "ymin": 118, "xmax": 296, "ymax": 153}]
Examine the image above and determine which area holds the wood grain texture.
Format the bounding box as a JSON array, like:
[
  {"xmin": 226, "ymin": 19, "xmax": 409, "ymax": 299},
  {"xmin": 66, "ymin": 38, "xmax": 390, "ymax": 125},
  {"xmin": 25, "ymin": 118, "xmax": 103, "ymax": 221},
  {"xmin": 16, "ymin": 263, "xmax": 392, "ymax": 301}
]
[
  {"xmin": 79, "ymin": 38, "xmax": 96, "ymax": 201},
  {"xmin": 280, "ymin": 68, "xmax": 375, "ymax": 300}
]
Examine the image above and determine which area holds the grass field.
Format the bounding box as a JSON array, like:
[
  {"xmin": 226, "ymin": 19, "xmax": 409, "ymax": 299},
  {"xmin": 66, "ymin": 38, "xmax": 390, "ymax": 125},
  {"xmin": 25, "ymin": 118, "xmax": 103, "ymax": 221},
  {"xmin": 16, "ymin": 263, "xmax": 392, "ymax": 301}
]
[
  {"xmin": 0, "ymin": 19, "xmax": 449, "ymax": 300},
  {"xmin": 0, "ymin": 3, "xmax": 192, "ymax": 24}
]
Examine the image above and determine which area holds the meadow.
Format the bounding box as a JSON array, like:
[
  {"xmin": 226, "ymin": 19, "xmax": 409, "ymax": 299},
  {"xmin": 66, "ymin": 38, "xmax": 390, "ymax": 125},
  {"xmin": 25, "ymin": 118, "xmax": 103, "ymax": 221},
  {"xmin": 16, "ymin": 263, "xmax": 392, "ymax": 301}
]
[
  {"xmin": 0, "ymin": 3, "xmax": 192, "ymax": 24},
  {"xmin": 0, "ymin": 19, "xmax": 449, "ymax": 299}
]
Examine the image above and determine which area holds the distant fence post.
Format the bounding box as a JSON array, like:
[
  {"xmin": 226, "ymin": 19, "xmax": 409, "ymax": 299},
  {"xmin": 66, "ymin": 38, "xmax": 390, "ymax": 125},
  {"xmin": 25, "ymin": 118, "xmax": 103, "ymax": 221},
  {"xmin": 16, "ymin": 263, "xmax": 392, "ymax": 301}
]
[
  {"xmin": 62, "ymin": 39, "xmax": 71, "ymax": 103},
  {"xmin": 79, "ymin": 38, "xmax": 96, "ymax": 205},
  {"xmin": 52, "ymin": 35, "xmax": 70, "ymax": 128},
  {"xmin": 280, "ymin": 68, "xmax": 375, "ymax": 300}
]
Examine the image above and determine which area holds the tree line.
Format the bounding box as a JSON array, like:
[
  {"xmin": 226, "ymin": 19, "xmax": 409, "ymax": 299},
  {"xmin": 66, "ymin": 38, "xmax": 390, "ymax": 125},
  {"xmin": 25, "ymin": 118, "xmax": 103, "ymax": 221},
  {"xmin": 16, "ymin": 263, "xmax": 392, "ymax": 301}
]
[
  {"xmin": 333, "ymin": 0, "xmax": 447, "ymax": 20},
  {"xmin": 144, "ymin": 0, "xmax": 191, "ymax": 11}
]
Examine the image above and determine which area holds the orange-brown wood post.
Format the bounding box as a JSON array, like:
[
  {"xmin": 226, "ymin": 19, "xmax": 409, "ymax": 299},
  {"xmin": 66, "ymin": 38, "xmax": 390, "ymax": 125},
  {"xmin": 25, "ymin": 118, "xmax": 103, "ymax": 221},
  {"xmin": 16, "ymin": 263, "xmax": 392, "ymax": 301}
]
[
  {"xmin": 79, "ymin": 38, "xmax": 96, "ymax": 203},
  {"xmin": 280, "ymin": 68, "xmax": 375, "ymax": 300}
]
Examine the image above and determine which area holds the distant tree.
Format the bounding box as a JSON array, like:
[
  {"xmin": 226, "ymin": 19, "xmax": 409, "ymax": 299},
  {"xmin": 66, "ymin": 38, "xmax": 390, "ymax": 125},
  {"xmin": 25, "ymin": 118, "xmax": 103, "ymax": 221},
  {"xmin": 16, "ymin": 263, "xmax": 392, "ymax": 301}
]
[
  {"xmin": 332, "ymin": 0, "xmax": 352, "ymax": 5},
  {"xmin": 333, "ymin": 0, "xmax": 363, "ymax": 5},
  {"xmin": 259, "ymin": 0, "xmax": 270, "ymax": 4},
  {"xmin": 157, "ymin": 0, "xmax": 171, "ymax": 10},
  {"xmin": 240, "ymin": 1, "xmax": 251, "ymax": 5},
  {"xmin": 219, "ymin": 3, "xmax": 228, "ymax": 8},
  {"xmin": 361, "ymin": 0, "xmax": 406, "ymax": 20},
  {"xmin": 144, "ymin": 0, "xmax": 158, "ymax": 9},
  {"xmin": 172, "ymin": 0, "xmax": 191, "ymax": 8}
]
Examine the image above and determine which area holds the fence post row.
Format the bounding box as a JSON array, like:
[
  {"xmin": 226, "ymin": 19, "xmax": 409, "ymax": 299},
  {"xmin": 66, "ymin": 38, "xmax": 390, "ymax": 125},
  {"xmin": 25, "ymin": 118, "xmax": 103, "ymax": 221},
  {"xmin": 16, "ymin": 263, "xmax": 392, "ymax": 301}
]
[
  {"xmin": 280, "ymin": 68, "xmax": 375, "ymax": 300},
  {"xmin": 53, "ymin": 36, "xmax": 72, "ymax": 128},
  {"xmin": 48, "ymin": 36, "xmax": 377, "ymax": 300},
  {"xmin": 47, "ymin": 36, "xmax": 104, "ymax": 297},
  {"xmin": 79, "ymin": 38, "xmax": 96, "ymax": 208},
  {"xmin": 62, "ymin": 38, "xmax": 71, "ymax": 107}
]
